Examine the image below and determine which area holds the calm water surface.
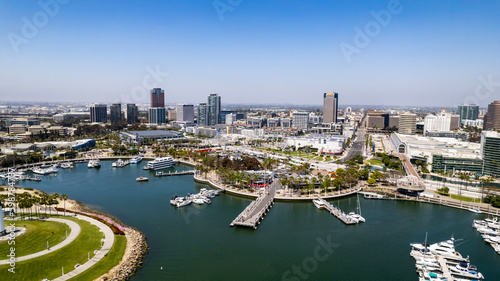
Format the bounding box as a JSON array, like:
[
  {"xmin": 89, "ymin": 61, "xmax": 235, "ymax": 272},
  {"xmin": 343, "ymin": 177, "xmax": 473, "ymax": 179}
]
[{"xmin": 16, "ymin": 162, "xmax": 500, "ymax": 280}]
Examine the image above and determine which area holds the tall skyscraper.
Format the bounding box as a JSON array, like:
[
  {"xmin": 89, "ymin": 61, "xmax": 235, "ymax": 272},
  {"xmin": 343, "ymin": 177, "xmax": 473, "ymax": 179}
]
[
  {"xmin": 126, "ymin": 103, "xmax": 139, "ymax": 124},
  {"xmin": 176, "ymin": 104, "xmax": 194, "ymax": 123},
  {"xmin": 150, "ymin": 88, "xmax": 165, "ymax": 108},
  {"xmin": 323, "ymin": 92, "xmax": 338, "ymax": 123},
  {"xmin": 110, "ymin": 103, "xmax": 122, "ymax": 124},
  {"xmin": 458, "ymin": 104, "xmax": 479, "ymax": 122},
  {"xmin": 208, "ymin": 94, "xmax": 221, "ymax": 126},
  {"xmin": 197, "ymin": 103, "xmax": 208, "ymax": 126},
  {"xmin": 480, "ymin": 131, "xmax": 500, "ymax": 177},
  {"xmin": 90, "ymin": 104, "xmax": 107, "ymax": 123},
  {"xmin": 148, "ymin": 108, "xmax": 166, "ymax": 125},
  {"xmin": 484, "ymin": 101, "xmax": 500, "ymax": 131}
]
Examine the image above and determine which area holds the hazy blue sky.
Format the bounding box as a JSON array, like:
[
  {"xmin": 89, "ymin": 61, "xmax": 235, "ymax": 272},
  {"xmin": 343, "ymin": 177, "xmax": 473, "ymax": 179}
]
[{"xmin": 1, "ymin": 0, "xmax": 499, "ymax": 107}]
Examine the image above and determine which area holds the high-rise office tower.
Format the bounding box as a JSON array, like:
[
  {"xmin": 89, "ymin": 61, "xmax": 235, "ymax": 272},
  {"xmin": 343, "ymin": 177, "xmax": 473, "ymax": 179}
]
[
  {"xmin": 150, "ymin": 88, "xmax": 165, "ymax": 108},
  {"xmin": 399, "ymin": 113, "xmax": 417, "ymax": 134},
  {"xmin": 484, "ymin": 101, "xmax": 500, "ymax": 131},
  {"xmin": 176, "ymin": 104, "xmax": 194, "ymax": 123},
  {"xmin": 481, "ymin": 131, "xmax": 500, "ymax": 177},
  {"xmin": 90, "ymin": 104, "xmax": 107, "ymax": 123},
  {"xmin": 126, "ymin": 104, "xmax": 139, "ymax": 124},
  {"xmin": 110, "ymin": 103, "xmax": 122, "ymax": 124},
  {"xmin": 458, "ymin": 104, "xmax": 479, "ymax": 122},
  {"xmin": 292, "ymin": 111, "xmax": 309, "ymax": 130},
  {"xmin": 197, "ymin": 103, "xmax": 208, "ymax": 126},
  {"xmin": 148, "ymin": 108, "xmax": 166, "ymax": 125},
  {"xmin": 323, "ymin": 92, "xmax": 338, "ymax": 123},
  {"xmin": 208, "ymin": 94, "xmax": 221, "ymax": 126}
]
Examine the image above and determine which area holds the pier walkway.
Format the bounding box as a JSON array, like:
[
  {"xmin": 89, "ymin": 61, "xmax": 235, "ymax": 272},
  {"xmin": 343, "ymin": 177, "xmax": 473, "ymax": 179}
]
[
  {"xmin": 156, "ymin": 170, "xmax": 195, "ymax": 177},
  {"xmin": 315, "ymin": 198, "xmax": 357, "ymax": 225},
  {"xmin": 230, "ymin": 181, "xmax": 279, "ymax": 229},
  {"xmin": 397, "ymin": 153, "xmax": 425, "ymax": 191},
  {"xmin": 436, "ymin": 256, "xmax": 454, "ymax": 281}
]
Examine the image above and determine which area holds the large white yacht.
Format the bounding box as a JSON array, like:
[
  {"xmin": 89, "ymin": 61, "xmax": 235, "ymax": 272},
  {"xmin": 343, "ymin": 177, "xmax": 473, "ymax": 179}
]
[
  {"xmin": 88, "ymin": 159, "xmax": 101, "ymax": 168},
  {"xmin": 145, "ymin": 157, "xmax": 175, "ymax": 170},
  {"xmin": 130, "ymin": 156, "xmax": 143, "ymax": 164},
  {"xmin": 312, "ymin": 199, "xmax": 325, "ymax": 209}
]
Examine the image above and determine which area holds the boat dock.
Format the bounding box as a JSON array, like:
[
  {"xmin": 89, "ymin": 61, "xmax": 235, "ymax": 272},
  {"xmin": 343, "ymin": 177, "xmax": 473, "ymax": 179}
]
[
  {"xmin": 436, "ymin": 256, "xmax": 454, "ymax": 281},
  {"xmin": 316, "ymin": 198, "xmax": 358, "ymax": 225},
  {"xmin": 155, "ymin": 170, "xmax": 195, "ymax": 177},
  {"xmin": 230, "ymin": 181, "xmax": 279, "ymax": 229}
]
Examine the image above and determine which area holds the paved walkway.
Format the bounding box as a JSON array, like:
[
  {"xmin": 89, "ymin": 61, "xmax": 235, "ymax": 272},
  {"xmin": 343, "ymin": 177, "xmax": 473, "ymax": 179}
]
[
  {"xmin": 52, "ymin": 214, "xmax": 115, "ymax": 281},
  {"xmin": 0, "ymin": 218, "xmax": 81, "ymax": 265}
]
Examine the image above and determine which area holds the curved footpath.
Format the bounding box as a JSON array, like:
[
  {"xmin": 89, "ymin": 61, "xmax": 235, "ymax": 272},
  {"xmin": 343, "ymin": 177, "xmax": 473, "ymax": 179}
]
[
  {"xmin": 0, "ymin": 218, "xmax": 81, "ymax": 265},
  {"xmin": 52, "ymin": 214, "xmax": 115, "ymax": 281}
]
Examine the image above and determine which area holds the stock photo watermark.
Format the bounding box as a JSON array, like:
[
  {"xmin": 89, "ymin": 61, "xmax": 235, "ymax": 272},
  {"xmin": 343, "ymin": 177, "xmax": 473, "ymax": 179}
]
[
  {"xmin": 213, "ymin": 0, "xmax": 242, "ymax": 21},
  {"xmin": 340, "ymin": 0, "xmax": 403, "ymax": 63},
  {"xmin": 282, "ymin": 235, "xmax": 340, "ymax": 281},
  {"xmin": 7, "ymin": 0, "xmax": 70, "ymax": 53},
  {"xmin": 116, "ymin": 65, "xmax": 169, "ymax": 104},
  {"xmin": 6, "ymin": 168, "xmax": 17, "ymax": 274},
  {"xmin": 458, "ymin": 74, "xmax": 500, "ymax": 107}
]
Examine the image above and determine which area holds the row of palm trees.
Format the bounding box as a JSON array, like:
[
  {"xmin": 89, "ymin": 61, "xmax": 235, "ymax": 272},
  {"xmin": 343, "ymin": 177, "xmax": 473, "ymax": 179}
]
[{"xmin": 0, "ymin": 192, "xmax": 68, "ymax": 219}]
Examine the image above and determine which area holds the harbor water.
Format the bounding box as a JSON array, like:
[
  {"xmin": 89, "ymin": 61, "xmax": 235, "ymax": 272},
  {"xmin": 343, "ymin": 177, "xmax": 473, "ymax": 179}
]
[{"xmin": 14, "ymin": 162, "xmax": 500, "ymax": 280}]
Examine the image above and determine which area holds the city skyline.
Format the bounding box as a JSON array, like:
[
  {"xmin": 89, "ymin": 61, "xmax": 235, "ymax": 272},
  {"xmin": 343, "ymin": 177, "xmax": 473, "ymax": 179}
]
[{"xmin": 1, "ymin": 1, "xmax": 500, "ymax": 106}]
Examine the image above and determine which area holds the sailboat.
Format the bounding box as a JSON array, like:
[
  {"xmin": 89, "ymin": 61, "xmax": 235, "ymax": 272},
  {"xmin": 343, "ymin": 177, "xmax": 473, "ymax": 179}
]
[
  {"xmin": 348, "ymin": 193, "xmax": 365, "ymax": 223},
  {"xmin": 468, "ymin": 198, "xmax": 482, "ymax": 214}
]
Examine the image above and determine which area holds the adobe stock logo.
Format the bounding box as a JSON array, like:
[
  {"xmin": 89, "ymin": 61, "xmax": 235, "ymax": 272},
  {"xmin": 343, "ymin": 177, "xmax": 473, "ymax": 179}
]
[
  {"xmin": 7, "ymin": 0, "xmax": 70, "ymax": 54},
  {"xmin": 340, "ymin": 0, "xmax": 403, "ymax": 63},
  {"xmin": 213, "ymin": 0, "xmax": 242, "ymax": 21},
  {"xmin": 281, "ymin": 235, "xmax": 340, "ymax": 281}
]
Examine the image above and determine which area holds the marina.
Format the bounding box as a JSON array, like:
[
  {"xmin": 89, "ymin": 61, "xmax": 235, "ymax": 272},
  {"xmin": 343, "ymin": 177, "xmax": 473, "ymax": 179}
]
[
  {"xmin": 5, "ymin": 161, "xmax": 500, "ymax": 280},
  {"xmin": 314, "ymin": 197, "xmax": 361, "ymax": 225}
]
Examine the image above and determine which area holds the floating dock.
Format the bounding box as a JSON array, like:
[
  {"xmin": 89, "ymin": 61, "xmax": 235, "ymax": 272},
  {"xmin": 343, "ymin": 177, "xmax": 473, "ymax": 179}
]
[
  {"xmin": 315, "ymin": 198, "xmax": 357, "ymax": 225},
  {"xmin": 436, "ymin": 256, "xmax": 454, "ymax": 281},
  {"xmin": 155, "ymin": 170, "xmax": 195, "ymax": 177},
  {"xmin": 230, "ymin": 181, "xmax": 279, "ymax": 229}
]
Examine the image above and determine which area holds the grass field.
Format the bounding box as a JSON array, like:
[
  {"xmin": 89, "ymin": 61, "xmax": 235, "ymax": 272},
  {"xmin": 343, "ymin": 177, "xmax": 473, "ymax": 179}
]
[
  {"xmin": 450, "ymin": 194, "xmax": 484, "ymax": 203},
  {"xmin": 366, "ymin": 159, "xmax": 384, "ymax": 166},
  {"xmin": 0, "ymin": 219, "xmax": 71, "ymax": 257},
  {"xmin": 69, "ymin": 235, "xmax": 127, "ymax": 281},
  {"xmin": 0, "ymin": 216, "xmax": 104, "ymax": 280}
]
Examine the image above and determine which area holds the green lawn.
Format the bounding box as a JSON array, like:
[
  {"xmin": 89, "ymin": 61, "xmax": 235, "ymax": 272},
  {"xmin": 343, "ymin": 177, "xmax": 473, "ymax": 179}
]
[
  {"xmin": 0, "ymin": 216, "xmax": 104, "ymax": 281},
  {"xmin": 69, "ymin": 235, "xmax": 127, "ymax": 281},
  {"xmin": 366, "ymin": 159, "xmax": 384, "ymax": 166},
  {"xmin": 450, "ymin": 194, "xmax": 483, "ymax": 203},
  {"xmin": 0, "ymin": 219, "xmax": 70, "ymax": 257}
]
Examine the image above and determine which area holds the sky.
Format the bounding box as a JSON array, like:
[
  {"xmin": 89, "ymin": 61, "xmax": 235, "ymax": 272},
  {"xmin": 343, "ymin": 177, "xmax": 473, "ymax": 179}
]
[{"xmin": 1, "ymin": 0, "xmax": 500, "ymax": 107}]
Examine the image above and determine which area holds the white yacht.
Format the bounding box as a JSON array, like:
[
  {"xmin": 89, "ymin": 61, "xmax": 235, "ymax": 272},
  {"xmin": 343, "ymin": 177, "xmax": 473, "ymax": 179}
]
[
  {"xmin": 145, "ymin": 157, "xmax": 175, "ymax": 171},
  {"xmin": 130, "ymin": 156, "xmax": 143, "ymax": 164},
  {"xmin": 112, "ymin": 159, "xmax": 125, "ymax": 167},
  {"xmin": 32, "ymin": 167, "xmax": 51, "ymax": 175},
  {"xmin": 176, "ymin": 198, "xmax": 192, "ymax": 207},
  {"xmin": 411, "ymin": 236, "xmax": 468, "ymax": 262},
  {"xmin": 313, "ymin": 199, "xmax": 325, "ymax": 209},
  {"xmin": 88, "ymin": 159, "xmax": 101, "ymax": 168},
  {"xmin": 60, "ymin": 162, "xmax": 73, "ymax": 169},
  {"xmin": 193, "ymin": 198, "xmax": 205, "ymax": 205},
  {"xmin": 348, "ymin": 194, "xmax": 365, "ymax": 223}
]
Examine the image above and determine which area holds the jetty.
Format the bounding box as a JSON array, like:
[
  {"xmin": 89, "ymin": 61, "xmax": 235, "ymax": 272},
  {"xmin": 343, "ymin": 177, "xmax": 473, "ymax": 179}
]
[
  {"xmin": 155, "ymin": 170, "xmax": 195, "ymax": 177},
  {"xmin": 230, "ymin": 181, "xmax": 279, "ymax": 229},
  {"xmin": 436, "ymin": 255, "xmax": 454, "ymax": 281},
  {"xmin": 315, "ymin": 198, "xmax": 358, "ymax": 225}
]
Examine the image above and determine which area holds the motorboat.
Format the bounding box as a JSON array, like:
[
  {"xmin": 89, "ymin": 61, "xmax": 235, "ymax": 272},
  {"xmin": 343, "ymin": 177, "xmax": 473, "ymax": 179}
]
[
  {"xmin": 32, "ymin": 167, "xmax": 51, "ymax": 175},
  {"xmin": 60, "ymin": 162, "xmax": 73, "ymax": 169},
  {"xmin": 88, "ymin": 159, "xmax": 101, "ymax": 168},
  {"xmin": 170, "ymin": 196, "xmax": 179, "ymax": 205},
  {"xmin": 136, "ymin": 177, "xmax": 149, "ymax": 182},
  {"xmin": 112, "ymin": 159, "xmax": 126, "ymax": 167},
  {"xmin": 411, "ymin": 235, "xmax": 468, "ymax": 262},
  {"xmin": 450, "ymin": 262, "xmax": 484, "ymax": 279},
  {"xmin": 193, "ymin": 198, "xmax": 205, "ymax": 205},
  {"xmin": 468, "ymin": 207, "xmax": 482, "ymax": 214},
  {"xmin": 176, "ymin": 198, "xmax": 192, "ymax": 207},
  {"xmin": 146, "ymin": 157, "xmax": 175, "ymax": 171},
  {"xmin": 130, "ymin": 156, "xmax": 143, "ymax": 164},
  {"xmin": 313, "ymin": 199, "xmax": 325, "ymax": 209}
]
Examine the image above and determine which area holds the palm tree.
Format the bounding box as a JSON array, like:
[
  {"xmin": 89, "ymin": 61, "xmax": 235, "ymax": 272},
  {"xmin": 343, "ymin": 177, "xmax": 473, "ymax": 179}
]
[{"xmin": 61, "ymin": 194, "xmax": 68, "ymax": 217}]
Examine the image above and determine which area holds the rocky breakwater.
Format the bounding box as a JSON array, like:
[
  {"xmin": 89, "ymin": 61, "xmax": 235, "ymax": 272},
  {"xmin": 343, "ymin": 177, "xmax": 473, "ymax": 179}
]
[{"xmin": 97, "ymin": 228, "xmax": 148, "ymax": 281}]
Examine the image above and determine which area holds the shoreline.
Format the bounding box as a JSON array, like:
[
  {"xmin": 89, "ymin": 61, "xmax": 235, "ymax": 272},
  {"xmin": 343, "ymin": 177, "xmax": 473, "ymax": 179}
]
[{"xmin": 0, "ymin": 186, "xmax": 148, "ymax": 281}]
